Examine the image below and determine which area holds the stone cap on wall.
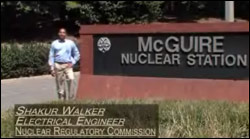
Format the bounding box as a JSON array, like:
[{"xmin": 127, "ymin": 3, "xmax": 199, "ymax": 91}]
[{"xmin": 80, "ymin": 23, "xmax": 249, "ymax": 35}]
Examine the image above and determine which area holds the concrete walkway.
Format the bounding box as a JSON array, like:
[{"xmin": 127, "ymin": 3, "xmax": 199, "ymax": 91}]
[{"xmin": 1, "ymin": 72, "xmax": 80, "ymax": 110}]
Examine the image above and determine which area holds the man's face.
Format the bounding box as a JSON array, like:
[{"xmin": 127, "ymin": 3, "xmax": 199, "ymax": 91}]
[{"xmin": 58, "ymin": 29, "xmax": 67, "ymax": 40}]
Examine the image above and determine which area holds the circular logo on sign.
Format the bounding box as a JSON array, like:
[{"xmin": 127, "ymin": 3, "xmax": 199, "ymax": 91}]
[{"xmin": 97, "ymin": 37, "xmax": 111, "ymax": 53}]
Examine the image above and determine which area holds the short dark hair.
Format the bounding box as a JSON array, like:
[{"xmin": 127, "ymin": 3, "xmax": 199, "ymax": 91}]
[{"xmin": 59, "ymin": 28, "xmax": 67, "ymax": 33}]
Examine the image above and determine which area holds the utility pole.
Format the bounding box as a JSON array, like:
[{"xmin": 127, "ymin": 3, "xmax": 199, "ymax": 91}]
[{"xmin": 225, "ymin": 1, "xmax": 235, "ymax": 22}]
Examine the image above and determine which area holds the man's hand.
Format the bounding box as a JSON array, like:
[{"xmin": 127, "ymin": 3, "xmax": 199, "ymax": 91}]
[
  {"xmin": 51, "ymin": 70, "xmax": 55, "ymax": 77},
  {"xmin": 67, "ymin": 63, "xmax": 73, "ymax": 68}
]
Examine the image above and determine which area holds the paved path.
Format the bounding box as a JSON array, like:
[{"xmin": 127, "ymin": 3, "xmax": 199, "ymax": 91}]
[{"xmin": 1, "ymin": 72, "xmax": 80, "ymax": 111}]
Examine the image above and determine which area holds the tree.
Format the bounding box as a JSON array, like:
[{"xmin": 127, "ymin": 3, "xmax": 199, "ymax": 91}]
[
  {"xmin": 1, "ymin": 1, "xmax": 249, "ymax": 41},
  {"xmin": 1, "ymin": 1, "xmax": 64, "ymax": 40},
  {"xmin": 64, "ymin": 1, "xmax": 165, "ymax": 24}
]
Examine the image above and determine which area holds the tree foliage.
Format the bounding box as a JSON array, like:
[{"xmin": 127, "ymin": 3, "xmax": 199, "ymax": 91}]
[
  {"xmin": 64, "ymin": 1, "xmax": 165, "ymax": 24},
  {"xmin": 1, "ymin": 1, "xmax": 249, "ymax": 41}
]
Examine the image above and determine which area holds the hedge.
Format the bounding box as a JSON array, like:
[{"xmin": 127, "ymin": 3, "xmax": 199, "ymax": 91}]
[{"xmin": 1, "ymin": 42, "xmax": 51, "ymax": 79}]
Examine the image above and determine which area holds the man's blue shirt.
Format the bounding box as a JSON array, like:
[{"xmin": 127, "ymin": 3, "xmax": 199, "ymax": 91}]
[{"xmin": 48, "ymin": 39, "xmax": 80, "ymax": 67}]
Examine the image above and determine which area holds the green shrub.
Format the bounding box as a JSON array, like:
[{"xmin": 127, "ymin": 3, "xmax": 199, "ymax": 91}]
[{"xmin": 1, "ymin": 42, "xmax": 50, "ymax": 79}]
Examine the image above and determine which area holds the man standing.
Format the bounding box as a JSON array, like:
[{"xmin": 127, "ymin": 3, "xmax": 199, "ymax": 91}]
[{"xmin": 48, "ymin": 28, "xmax": 80, "ymax": 100}]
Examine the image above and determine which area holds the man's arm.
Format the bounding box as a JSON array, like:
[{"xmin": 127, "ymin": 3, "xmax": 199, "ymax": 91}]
[
  {"xmin": 70, "ymin": 42, "xmax": 80, "ymax": 65},
  {"xmin": 48, "ymin": 44, "xmax": 55, "ymax": 71}
]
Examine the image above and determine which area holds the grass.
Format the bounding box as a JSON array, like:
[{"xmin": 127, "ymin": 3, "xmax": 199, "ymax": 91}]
[{"xmin": 1, "ymin": 99, "xmax": 249, "ymax": 138}]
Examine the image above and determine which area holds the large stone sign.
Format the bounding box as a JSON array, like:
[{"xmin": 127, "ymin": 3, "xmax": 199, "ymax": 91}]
[{"xmin": 77, "ymin": 23, "xmax": 249, "ymax": 101}]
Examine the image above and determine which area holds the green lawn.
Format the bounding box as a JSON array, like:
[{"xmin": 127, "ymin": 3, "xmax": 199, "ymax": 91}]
[{"xmin": 1, "ymin": 100, "xmax": 249, "ymax": 138}]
